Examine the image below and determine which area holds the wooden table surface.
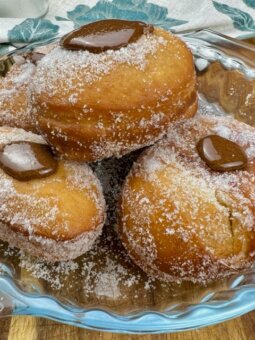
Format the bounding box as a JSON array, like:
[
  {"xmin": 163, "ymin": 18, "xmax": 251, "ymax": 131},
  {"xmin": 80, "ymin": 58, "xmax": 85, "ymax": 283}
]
[
  {"xmin": 1, "ymin": 38, "xmax": 255, "ymax": 340},
  {"xmin": 0, "ymin": 312, "xmax": 254, "ymax": 339}
]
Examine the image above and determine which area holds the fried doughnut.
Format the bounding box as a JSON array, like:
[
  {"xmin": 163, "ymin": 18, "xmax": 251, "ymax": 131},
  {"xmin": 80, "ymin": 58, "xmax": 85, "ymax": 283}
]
[
  {"xmin": 0, "ymin": 55, "xmax": 38, "ymax": 132},
  {"xmin": 119, "ymin": 115, "xmax": 255, "ymax": 283},
  {"xmin": 0, "ymin": 126, "xmax": 105, "ymax": 262},
  {"xmin": 32, "ymin": 20, "xmax": 197, "ymax": 162}
]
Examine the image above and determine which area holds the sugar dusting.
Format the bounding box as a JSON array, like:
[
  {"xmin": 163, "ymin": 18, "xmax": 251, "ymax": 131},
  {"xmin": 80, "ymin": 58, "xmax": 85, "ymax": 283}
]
[
  {"xmin": 30, "ymin": 30, "xmax": 196, "ymax": 162},
  {"xmin": 0, "ymin": 127, "xmax": 105, "ymax": 261},
  {"xmin": 0, "ymin": 62, "xmax": 35, "ymax": 129},
  {"xmin": 0, "ymin": 151, "xmax": 158, "ymax": 297},
  {"xmin": 19, "ymin": 252, "xmax": 79, "ymax": 290},
  {"xmin": 121, "ymin": 114, "xmax": 255, "ymax": 283},
  {"xmin": 33, "ymin": 34, "xmax": 167, "ymax": 95},
  {"xmin": 2, "ymin": 112, "xmax": 255, "ymax": 292},
  {"xmin": 0, "ymin": 35, "xmax": 253, "ymax": 298}
]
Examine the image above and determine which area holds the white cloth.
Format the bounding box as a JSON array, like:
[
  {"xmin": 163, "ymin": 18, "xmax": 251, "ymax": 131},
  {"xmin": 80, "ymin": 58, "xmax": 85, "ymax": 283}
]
[{"xmin": 0, "ymin": 0, "xmax": 255, "ymax": 53}]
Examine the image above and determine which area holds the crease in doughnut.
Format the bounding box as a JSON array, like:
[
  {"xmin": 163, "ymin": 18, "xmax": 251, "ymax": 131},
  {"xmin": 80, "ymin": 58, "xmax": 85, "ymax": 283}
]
[
  {"xmin": 0, "ymin": 126, "xmax": 106, "ymax": 262},
  {"xmin": 119, "ymin": 115, "xmax": 255, "ymax": 284},
  {"xmin": 32, "ymin": 25, "xmax": 197, "ymax": 161}
]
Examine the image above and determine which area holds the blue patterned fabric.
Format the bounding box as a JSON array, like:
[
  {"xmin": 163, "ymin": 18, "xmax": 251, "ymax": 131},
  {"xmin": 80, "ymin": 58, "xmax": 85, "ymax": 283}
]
[{"xmin": 1, "ymin": 0, "xmax": 255, "ymax": 54}]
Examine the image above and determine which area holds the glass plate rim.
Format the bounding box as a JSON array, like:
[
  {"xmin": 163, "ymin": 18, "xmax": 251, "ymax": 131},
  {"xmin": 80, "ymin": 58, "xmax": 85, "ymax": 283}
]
[{"xmin": 2, "ymin": 274, "xmax": 255, "ymax": 333}]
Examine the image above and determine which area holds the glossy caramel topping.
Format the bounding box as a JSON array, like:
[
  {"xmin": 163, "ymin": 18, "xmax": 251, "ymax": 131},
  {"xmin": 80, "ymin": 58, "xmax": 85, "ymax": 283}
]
[
  {"xmin": 0, "ymin": 142, "xmax": 57, "ymax": 181},
  {"xmin": 197, "ymin": 134, "xmax": 247, "ymax": 171},
  {"xmin": 60, "ymin": 19, "xmax": 154, "ymax": 53}
]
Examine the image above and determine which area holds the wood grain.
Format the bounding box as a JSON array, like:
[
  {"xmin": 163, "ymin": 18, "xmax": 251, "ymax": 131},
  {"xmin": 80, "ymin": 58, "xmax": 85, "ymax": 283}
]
[{"xmin": 0, "ymin": 312, "xmax": 254, "ymax": 340}]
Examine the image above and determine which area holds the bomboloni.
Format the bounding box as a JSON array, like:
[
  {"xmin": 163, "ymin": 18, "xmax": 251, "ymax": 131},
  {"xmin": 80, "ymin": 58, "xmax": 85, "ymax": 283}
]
[
  {"xmin": 119, "ymin": 115, "xmax": 255, "ymax": 283},
  {"xmin": 32, "ymin": 19, "xmax": 197, "ymax": 162},
  {"xmin": 0, "ymin": 126, "xmax": 106, "ymax": 262}
]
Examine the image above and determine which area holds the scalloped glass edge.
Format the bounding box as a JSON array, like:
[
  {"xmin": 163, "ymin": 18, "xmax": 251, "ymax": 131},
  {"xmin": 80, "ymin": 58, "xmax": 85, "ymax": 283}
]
[
  {"xmin": 1, "ymin": 273, "xmax": 255, "ymax": 333},
  {"xmin": 1, "ymin": 31, "xmax": 255, "ymax": 334}
]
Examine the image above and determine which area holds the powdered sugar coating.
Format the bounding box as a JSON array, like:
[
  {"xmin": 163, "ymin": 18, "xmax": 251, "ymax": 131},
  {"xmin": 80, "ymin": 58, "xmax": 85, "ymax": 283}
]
[
  {"xmin": 0, "ymin": 220, "xmax": 102, "ymax": 263},
  {"xmin": 0, "ymin": 127, "xmax": 105, "ymax": 261},
  {"xmin": 32, "ymin": 34, "xmax": 167, "ymax": 96},
  {"xmin": 120, "ymin": 115, "xmax": 255, "ymax": 284},
  {"xmin": 0, "ymin": 62, "xmax": 36, "ymax": 130},
  {"xmin": 31, "ymin": 28, "xmax": 197, "ymax": 162},
  {"xmin": 1, "ymin": 154, "xmax": 159, "ymax": 295}
]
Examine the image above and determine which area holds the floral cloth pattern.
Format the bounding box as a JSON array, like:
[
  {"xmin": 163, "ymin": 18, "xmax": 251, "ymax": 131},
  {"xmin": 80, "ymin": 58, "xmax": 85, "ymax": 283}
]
[{"xmin": 0, "ymin": 0, "xmax": 255, "ymax": 54}]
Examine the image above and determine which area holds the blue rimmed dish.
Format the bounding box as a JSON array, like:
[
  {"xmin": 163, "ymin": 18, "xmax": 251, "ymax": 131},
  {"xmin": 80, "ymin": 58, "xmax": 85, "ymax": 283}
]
[{"xmin": 0, "ymin": 30, "xmax": 255, "ymax": 334}]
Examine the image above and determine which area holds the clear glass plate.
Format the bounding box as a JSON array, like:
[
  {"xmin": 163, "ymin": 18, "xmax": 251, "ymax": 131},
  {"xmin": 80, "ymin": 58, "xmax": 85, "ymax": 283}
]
[{"xmin": 1, "ymin": 30, "xmax": 255, "ymax": 334}]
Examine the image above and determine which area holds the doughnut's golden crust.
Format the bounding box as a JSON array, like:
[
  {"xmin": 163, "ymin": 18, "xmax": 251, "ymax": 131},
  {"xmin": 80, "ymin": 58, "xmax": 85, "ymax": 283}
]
[
  {"xmin": 0, "ymin": 127, "xmax": 106, "ymax": 261},
  {"xmin": 119, "ymin": 116, "xmax": 255, "ymax": 283},
  {"xmin": 0, "ymin": 63, "xmax": 37, "ymax": 132},
  {"xmin": 8, "ymin": 162, "xmax": 104, "ymax": 241},
  {"xmin": 33, "ymin": 28, "xmax": 197, "ymax": 161}
]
